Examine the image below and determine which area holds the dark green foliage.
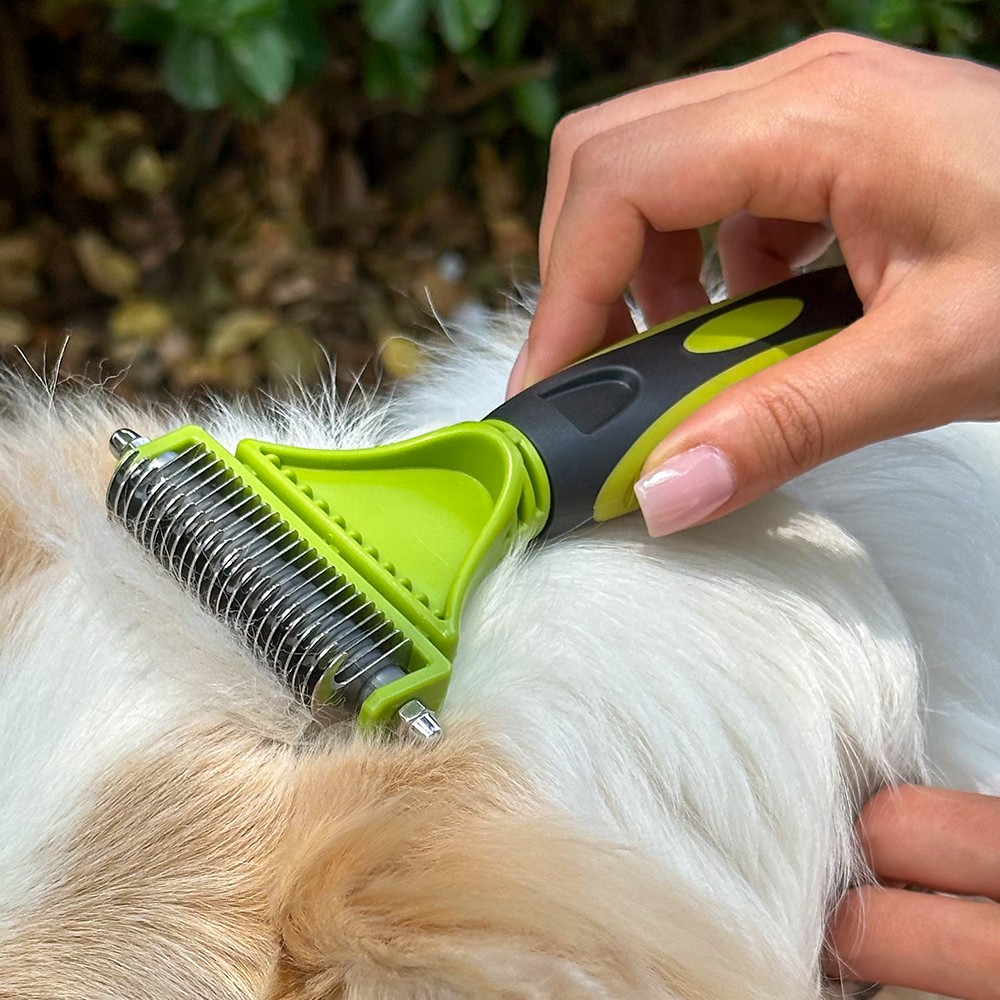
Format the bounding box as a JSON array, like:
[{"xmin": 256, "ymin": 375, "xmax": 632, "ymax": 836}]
[
  {"xmin": 112, "ymin": 0, "xmax": 328, "ymax": 111},
  {"xmin": 510, "ymin": 76, "xmax": 558, "ymax": 137},
  {"xmin": 362, "ymin": 36, "xmax": 434, "ymax": 105},
  {"xmin": 827, "ymin": 0, "xmax": 987, "ymax": 52},
  {"xmin": 110, "ymin": 0, "xmax": 556, "ymax": 131},
  {"xmin": 107, "ymin": 0, "xmax": 1000, "ymax": 128},
  {"xmin": 355, "ymin": 0, "xmax": 553, "ymax": 129}
]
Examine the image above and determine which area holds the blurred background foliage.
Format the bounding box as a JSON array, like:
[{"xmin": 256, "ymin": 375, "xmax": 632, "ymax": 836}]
[{"xmin": 1, "ymin": 0, "xmax": 999, "ymax": 399}]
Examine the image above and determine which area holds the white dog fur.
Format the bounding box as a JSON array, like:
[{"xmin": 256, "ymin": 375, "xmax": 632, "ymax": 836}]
[{"xmin": 0, "ymin": 300, "xmax": 998, "ymax": 1000}]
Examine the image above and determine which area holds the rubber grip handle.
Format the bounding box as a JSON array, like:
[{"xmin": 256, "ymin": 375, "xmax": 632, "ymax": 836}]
[{"xmin": 488, "ymin": 266, "xmax": 862, "ymax": 538}]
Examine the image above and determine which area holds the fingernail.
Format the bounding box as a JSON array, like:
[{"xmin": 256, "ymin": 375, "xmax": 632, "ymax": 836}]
[
  {"xmin": 634, "ymin": 445, "xmax": 736, "ymax": 537},
  {"xmin": 506, "ymin": 343, "xmax": 530, "ymax": 398}
]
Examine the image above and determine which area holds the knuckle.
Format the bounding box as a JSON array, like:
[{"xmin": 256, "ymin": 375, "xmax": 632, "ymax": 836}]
[
  {"xmin": 755, "ymin": 49, "xmax": 885, "ymax": 178},
  {"xmin": 797, "ymin": 49, "xmax": 882, "ymax": 113},
  {"xmin": 801, "ymin": 29, "xmax": 867, "ymax": 55},
  {"xmin": 744, "ymin": 377, "xmax": 827, "ymax": 477},
  {"xmin": 567, "ymin": 131, "xmax": 616, "ymax": 189},
  {"xmin": 550, "ymin": 110, "xmax": 592, "ymax": 163}
]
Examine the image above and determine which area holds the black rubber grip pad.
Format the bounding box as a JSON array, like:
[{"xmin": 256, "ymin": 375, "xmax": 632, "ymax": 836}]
[{"xmin": 489, "ymin": 266, "xmax": 862, "ymax": 538}]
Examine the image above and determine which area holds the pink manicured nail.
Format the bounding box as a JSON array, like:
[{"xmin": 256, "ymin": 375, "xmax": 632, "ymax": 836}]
[
  {"xmin": 506, "ymin": 343, "xmax": 530, "ymax": 398},
  {"xmin": 633, "ymin": 445, "xmax": 736, "ymax": 537}
]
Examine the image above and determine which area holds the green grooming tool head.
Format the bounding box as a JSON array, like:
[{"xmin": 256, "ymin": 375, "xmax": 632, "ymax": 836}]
[{"xmin": 107, "ymin": 421, "xmax": 550, "ymax": 733}]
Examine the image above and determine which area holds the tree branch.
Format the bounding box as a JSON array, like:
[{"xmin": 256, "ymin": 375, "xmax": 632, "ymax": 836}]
[{"xmin": 435, "ymin": 58, "xmax": 558, "ymax": 115}]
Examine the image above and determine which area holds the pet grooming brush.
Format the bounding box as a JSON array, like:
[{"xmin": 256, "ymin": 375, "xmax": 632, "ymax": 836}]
[{"xmin": 107, "ymin": 266, "xmax": 861, "ymax": 739}]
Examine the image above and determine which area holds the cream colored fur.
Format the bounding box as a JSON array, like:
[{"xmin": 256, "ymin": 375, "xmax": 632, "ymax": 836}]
[{"xmin": 0, "ymin": 306, "xmax": 998, "ymax": 1000}]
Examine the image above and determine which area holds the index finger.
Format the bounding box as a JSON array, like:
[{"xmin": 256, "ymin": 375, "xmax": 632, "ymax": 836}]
[
  {"xmin": 524, "ymin": 60, "xmax": 854, "ymax": 387},
  {"xmin": 537, "ymin": 30, "xmax": 880, "ymax": 280}
]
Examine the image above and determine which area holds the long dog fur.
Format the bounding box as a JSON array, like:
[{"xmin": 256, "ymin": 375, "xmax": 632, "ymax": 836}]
[{"xmin": 0, "ymin": 304, "xmax": 998, "ymax": 999}]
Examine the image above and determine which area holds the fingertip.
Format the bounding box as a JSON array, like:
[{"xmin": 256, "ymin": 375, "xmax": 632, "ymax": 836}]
[
  {"xmin": 520, "ymin": 290, "xmax": 631, "ymax": 391},
  {"xmin": 630, "ymin": 227, "xmax": 709, "ymax": 327},
  {"xmin": 506, "ymin": 342, "xmax": 530, "ymax": 399},
  {"xmin": 718, "ymin": 213, "xmax": 834, "ymax": 296},
  {"xmin": 824, "ymin": 884, "xmax": 886, "ymax": 985},
  {"xmin": 825, "ymin": 888, "xmax": 865, "ymax": 963}
]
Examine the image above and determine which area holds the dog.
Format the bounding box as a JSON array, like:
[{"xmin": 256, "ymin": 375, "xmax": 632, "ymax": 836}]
[{"xmin": 0, "ymin": 298, "xmax": 998, "ymax": 1000}]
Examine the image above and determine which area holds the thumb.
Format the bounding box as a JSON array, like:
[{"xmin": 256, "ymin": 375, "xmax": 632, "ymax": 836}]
[{"xmin": 632, "ymin": 293, "xmax": 967, "ymax": 537}]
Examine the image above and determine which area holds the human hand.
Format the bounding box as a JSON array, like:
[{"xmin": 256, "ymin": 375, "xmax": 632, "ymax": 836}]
[
  {"xmin": 509, "ymin": 32, "xmax": 1000, "ymax": 537},
  {"xmin": 826, "ymin": 784, "xmax": 1000, "ymax": 999}
]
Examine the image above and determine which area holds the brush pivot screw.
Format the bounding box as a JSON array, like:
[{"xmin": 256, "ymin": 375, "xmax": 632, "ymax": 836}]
[
  {"xmin": 109, "ymin": 429, "xmax": 150, "ymax": 458},
  {"xmin": 396, "ymin": 699, "xmax": 443, "ymax": 741}
]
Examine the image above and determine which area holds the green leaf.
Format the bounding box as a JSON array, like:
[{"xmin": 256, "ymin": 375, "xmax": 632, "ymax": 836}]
[
  {"xmin": 493, "ymin": 0, "xmax": 528, "ymax": 62},
  {"xmin": 511, "ymin": 75, "xmax": 558, "ymax": 137},
  {"xmin": 226, "ymin": 21, "xmax": 295, "ymax": 103},
  {"xmin": 110, "ymin": 3, "xmax": 174, "ymax": 44},
  {"xmin": 361, "ymin": 0, "xmax": 429, "ymax": 48},
  {"xmin": 433, "ymin": 0, "xmax": 502, "ymax": 51},
  {"xmin": 170, "ymin": 0, "xmax": 279, "ymax": 36},
  {"xmin": 871, "ymin": 0, "xmax": 929, "ymax": 43},
  {"xmin": 454, "ymin": 45, "xmax": 494, "ymax": 76},
  {"xmin": 464, "ymin": 0, "xmax": 502, "ymax": 30},
  {"xmin": 173, "ymin": 0, "xmax": 223, "ymax": 32},
  {"xmin": 363, "ymin": 39, "xmax": 396, "ymax": 99},
  {"xmin": 163, "ymin": 26, "xmax": 227, "ymax": 109},
  {"xmin": 935, "ymin": 1, "xmax": 984, "ymax": 44},
  {"xmin": 435, "ymin": 0, "xmax": 479, "ymax": 51},
  {"xmin": 363, "ymin": 37, "xmax": 431, "ymax": 107},
  {"xmin": 282, "ymin": 2, "xmax": 329, "ymax": 80},
  {"xmin": 220, "ymin": 0, "xmax": 281, "ymax": 19}
]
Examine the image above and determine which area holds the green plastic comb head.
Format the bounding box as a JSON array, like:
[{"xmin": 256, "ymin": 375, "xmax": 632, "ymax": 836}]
[{"xmin": 107, "ymin": 420, "xmax": 550, "ymax": 735}]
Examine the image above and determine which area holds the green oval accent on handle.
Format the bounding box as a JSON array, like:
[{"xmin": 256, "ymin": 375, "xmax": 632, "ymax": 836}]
[
  {"xmin": 682, "ymin": 298, "xmax": 804, "ymax": 354},
  {"xmin": 592, "ymin": 329, "xmax": 837, "ymax": 522}
]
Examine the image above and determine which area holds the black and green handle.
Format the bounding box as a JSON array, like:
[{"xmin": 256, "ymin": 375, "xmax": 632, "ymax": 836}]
[{"xmin": 488, "ymin": 265, "xmax": 862, "ymax": 538}]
